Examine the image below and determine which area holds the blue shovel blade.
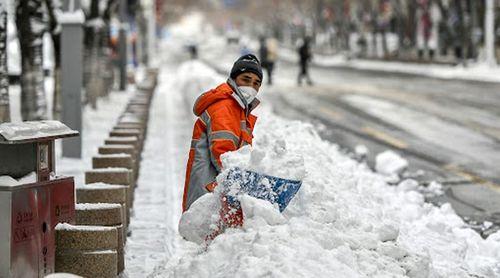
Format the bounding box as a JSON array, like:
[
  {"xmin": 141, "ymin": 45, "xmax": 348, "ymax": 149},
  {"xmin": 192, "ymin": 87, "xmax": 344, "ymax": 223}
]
[{"xmin": 221, "ymin": 167, "xmax": 302, "ymax": 212}]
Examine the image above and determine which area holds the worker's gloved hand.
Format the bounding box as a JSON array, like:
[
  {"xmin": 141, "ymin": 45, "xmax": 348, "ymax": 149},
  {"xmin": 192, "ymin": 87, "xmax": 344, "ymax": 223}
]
[
  {"xmin": 220, "ymin": 194, "xmax": 244, "ymax": 228},
  {"xmin": 205, "ymin": 181, "xmax": 217, "ymax": 192},
  {"xmin": 204, "ymin": 194, "xmax": 243, "ymax": 243}
]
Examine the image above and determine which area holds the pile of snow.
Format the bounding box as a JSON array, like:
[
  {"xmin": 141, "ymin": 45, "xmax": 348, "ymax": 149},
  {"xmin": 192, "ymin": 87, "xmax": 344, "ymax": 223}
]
[
  {"xmin": 179, "ymin": 193, "xmax": 221, "ymax": 244},
  {"xmin": 354, "ymin": 144, "xmax": 369, "ymax": 161},
  {"xmin": 0, "ymin": 175, "xmax": 20, "ymax": 187},
  {"xmin": 160, "ymin": 60, "xmax": 500, "ymax": 278},
  {"xmin": 168, "ymin": 111, "xmax": 500, "ymax": 277},
  {"xmin": 0, "ymin": 120, "xmax": 76, "ymax": 141},
  {"xmin": 179, "ymin": 134, "xmax": 306, "ymax": 244},
  {"xmin": 0, "ymin": 172, "xmax": 37, "ymax": 187},
  {"xmin": 375, "ymin": 150, "xmax": 409, "ymax": 176},
  {"xmin": 220, "ymin": 137, "xmax": 306, "ymax": 181}
]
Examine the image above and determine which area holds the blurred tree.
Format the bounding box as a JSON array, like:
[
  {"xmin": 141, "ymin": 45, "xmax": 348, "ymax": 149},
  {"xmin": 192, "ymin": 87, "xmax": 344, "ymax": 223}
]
[
  {"xmin": 15, "ymin": 0, "xmax": 47, "ymax": 120},
  {"xmin": 0, "ymin": 0, "xmax": 9, "ymax": 123},
  {"xmin": 44, "ymin": 0, "xmax": 61, "ymax": 119},
  {"xmin": 102, "ymin": 0, "xmax": 116, "ymax": 95}
]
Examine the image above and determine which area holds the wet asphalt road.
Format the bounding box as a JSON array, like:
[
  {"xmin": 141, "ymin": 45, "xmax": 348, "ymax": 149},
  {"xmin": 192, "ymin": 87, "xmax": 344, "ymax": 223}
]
[{"xmin": 267, "ymin": 60, "xmax": 500, "ymax": 236}]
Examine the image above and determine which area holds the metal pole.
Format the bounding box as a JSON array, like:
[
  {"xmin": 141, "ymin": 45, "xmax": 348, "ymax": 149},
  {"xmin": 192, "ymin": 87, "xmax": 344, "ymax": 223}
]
[
  {"xmin": 118, "ymin": 0, "xmax": 127, "ymax": 90},
  {"xmin": 61, "ymin": 0, "xmax": 83, "ymax": 158},
  {"xmin": 485, "ymin": 0, "xmax": 496, "ymax": 66}
]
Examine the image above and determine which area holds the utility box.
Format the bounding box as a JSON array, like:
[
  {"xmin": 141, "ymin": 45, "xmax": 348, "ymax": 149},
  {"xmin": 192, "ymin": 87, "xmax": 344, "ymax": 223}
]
[{"xmin": 0, "ymin": 121, "xmax": 79, "ymax": 278}]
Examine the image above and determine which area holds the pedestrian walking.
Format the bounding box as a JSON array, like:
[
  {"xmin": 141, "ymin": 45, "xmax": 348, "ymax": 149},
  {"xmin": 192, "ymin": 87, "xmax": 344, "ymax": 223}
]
[
  {"xmin": 259, "ymin": 37, "xmax": 270, "ymax": 83},
  {"xmin": 259, "ymin": 37, "xmax": 278, "ymax": 85},
  {"xmin": 182, "ymin": 54, "xmax": 263, "ymax": 218},
  {"xmin": 297, "ymin": 37, "xmax": 313, "ymax": 86},
  {"xmin": 416, "ymin": 0, "xmax": 441, "ymax": 60}
]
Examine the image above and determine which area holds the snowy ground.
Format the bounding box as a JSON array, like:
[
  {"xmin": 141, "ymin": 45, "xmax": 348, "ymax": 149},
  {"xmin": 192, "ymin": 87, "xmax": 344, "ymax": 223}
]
[
  {"xmin": 56, "ymin": 87, "xmax": 133, "ymax": 185},
  {"xmin": 116, "ymin": 20, "xmax": 500, "ymax": 276},
  {"xmin": 8, "ymin": 12, "xmax": 494, "ymax": 278}
]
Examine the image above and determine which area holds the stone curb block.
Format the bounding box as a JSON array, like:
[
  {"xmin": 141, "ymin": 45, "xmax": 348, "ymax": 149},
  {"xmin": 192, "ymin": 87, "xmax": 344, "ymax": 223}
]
[
  {"xmin": 76, "ymin": 183, "xmax": 128, "ymax": 229},
  {"xmin": 84, "ymin": 168, "xmax": 133, "ymax": 211},
  {"xmin": 55, "ymin": 250, "xmax": 117, "ymax": 278},
  {"xmin": 75, "ymin": 203, "xmax": 123, "ymax": 226},
  {"xmin": 92, "ymin": 154, "xmax": 134, "ymax": 172},
  {"xmin": 97, "ymin": 145, "xmax": 139, "ymax": 180},
  {"xmin": 55, "ymin": 224, "xmax": 117, "ymax": 251}
]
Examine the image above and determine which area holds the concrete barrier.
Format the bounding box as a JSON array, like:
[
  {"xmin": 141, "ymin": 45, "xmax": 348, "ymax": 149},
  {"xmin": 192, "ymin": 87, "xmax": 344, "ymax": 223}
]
[
  {"xmin": 55, "ymin": 250, "xmax": 117, "ymax": 278},
  {"xmin": 76, "ymin": 182, "xmax": 128, "ymax": 227},
  {"xmin": 105, "ymin": 136, "xmax": 139, "ymax": 147},
  {"xmin": 55, "ymin": 224, "xmax": 118, "ymax": 277},
  {"xmin": 55, "ymin": 224, "xmax": 117, "ymax": 251},
  {"xmin": 109, "ymin": 129, "xmax": 143, "ymax": 142},
  {"xmin": 84, "ymin": 168, "xmax": 133, "ymax": 210},
  {"xmin": 92, "ymin": 154, "xmax": 136, "ymax": 181},
  {"xmin": 92, "ymin": 154, "xmax": 134, "ymax": 170},
  {"xmin": 75, "ymin": 203, "xmax": 123, "ymax": 226},
  {"xmin": 114, "ymin": 124, "xmax": 146, "ymax": 141},
  {"xmin": 105, "ymin": 136, "xmax": 141, "ymax": 154},
  {"xmin": 98, "ymin": 145, "xmax": 139, "ymax": 178},
  {"xmin": 74, "ymin": 203, "xmax": 125, "ymax": 274}
]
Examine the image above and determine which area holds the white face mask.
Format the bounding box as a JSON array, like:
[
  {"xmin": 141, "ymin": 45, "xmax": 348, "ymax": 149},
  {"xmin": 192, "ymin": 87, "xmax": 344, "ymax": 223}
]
[{"xmin": 238, "ymin": 86, "xmax": 258, "ymax": 104}]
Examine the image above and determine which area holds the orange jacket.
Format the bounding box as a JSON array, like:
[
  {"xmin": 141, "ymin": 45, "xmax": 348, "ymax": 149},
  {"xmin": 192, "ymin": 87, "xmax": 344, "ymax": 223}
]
[{"xmin": 182, "ymin": 81, "xmax": 259, "ymax": 212}]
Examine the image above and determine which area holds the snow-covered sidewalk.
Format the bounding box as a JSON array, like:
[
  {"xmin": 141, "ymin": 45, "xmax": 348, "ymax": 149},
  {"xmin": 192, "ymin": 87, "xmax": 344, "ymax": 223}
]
[{"xmin": 123, "ymin": 63, "xmax": 192, "ymax": 276}]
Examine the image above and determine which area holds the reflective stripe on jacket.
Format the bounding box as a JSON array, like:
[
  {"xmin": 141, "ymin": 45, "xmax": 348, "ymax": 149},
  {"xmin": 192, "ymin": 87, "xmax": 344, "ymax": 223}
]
[{"xmin": 182, "ymin": 81, "xmax": 259, "ymax": 212}]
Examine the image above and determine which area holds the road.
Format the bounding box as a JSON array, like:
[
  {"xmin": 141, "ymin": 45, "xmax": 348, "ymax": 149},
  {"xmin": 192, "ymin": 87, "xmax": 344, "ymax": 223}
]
[{"xmin": 200, "ymin": 44, "xmax": 500, "ymax": 237}]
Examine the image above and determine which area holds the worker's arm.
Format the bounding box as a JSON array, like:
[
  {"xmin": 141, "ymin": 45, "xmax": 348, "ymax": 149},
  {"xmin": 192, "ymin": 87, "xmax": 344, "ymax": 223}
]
[{"xmin": 200, "ymin": 104, "xmax": 241, "ymax": 173}]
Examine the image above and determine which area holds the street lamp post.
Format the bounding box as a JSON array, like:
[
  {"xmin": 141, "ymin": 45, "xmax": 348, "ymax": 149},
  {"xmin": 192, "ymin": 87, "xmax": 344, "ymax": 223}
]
[
  {"xmin": 60, "ymin": 0, "xmax": 84, "ymax": 158},
  {"xmin": 485, "ymin": 0, "xmax": 497, "ymax": 67},
  {"xmin": 145, "ymin": 0, "xmax": 156, "ymax": 67},
  {"xmin": 119, "ymin": 0, "xmax": 128, "ymax": 90}
]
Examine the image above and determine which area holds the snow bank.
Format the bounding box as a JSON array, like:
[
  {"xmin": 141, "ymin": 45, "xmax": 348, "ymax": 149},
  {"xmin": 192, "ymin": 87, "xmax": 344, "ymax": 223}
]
[
  {"xmin": 179, "ymin": 193, "xmax": 221, "ymax": 244},
  {"xmin": 220, "ymin": 137, "xmax": 305, "ymax": 181},
  {"xmin": 158, "ymin": 60, "xmax": 500, "ymax": 278}
]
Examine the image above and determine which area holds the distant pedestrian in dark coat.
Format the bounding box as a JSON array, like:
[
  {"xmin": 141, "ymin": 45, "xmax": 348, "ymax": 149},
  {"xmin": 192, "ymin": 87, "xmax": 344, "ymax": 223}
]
[{"xmin": 297, "ymin": 37, "xmax": 313, "ymax": 86}]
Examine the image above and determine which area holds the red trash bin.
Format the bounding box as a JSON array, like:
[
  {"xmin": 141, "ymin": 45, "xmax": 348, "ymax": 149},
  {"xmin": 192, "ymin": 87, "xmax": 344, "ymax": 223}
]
[{"xmin": 0, "ymin": 121, "xmax": 78, "ymax": 278}]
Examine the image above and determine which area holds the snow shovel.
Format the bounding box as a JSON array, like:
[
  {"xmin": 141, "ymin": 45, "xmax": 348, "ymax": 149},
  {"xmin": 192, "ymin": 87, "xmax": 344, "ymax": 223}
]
[
  {"xmin": 221, "ymin": 167, "xmax": 302, "ymax": 213},
  {"xmin": 205, "ymin": 167, "xmax": 302, "ymax": 241}
]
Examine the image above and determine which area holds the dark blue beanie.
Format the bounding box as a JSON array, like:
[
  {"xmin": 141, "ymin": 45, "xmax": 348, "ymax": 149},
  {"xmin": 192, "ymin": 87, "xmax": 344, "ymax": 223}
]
[{"xmin": 230, "ymin": 54, "xmax": 263, "ymax": 81}]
